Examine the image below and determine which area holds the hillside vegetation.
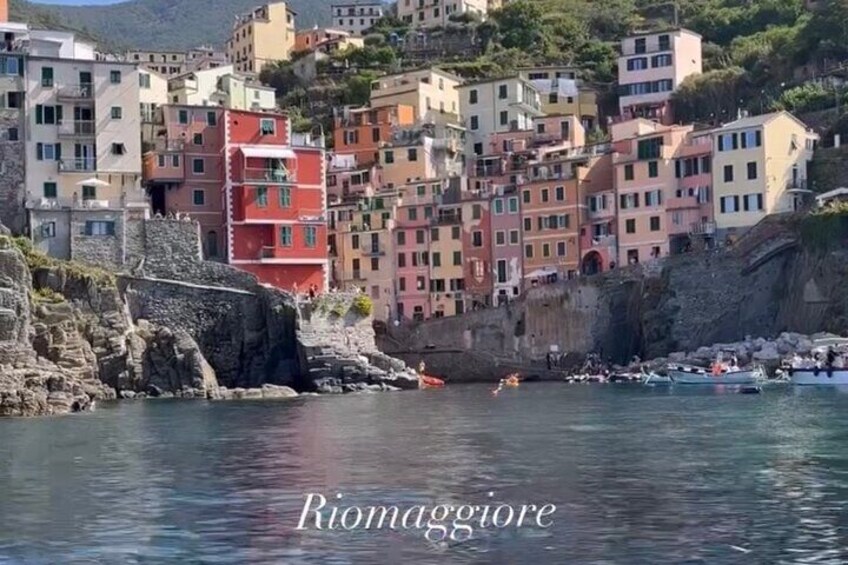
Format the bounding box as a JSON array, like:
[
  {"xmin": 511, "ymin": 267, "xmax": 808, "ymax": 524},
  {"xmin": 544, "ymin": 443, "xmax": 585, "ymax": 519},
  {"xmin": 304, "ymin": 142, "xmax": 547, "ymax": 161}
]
[{"xmin": 12, "ymin": 0, "xmax": 337, "ymax": 50}]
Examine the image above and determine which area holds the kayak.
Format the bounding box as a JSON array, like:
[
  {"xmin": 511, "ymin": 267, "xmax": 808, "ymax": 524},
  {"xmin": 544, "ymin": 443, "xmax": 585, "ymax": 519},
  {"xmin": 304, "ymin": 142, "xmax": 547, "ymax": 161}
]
[{"xmin": 419, "ymin": 375, "xmax": 445, "ymax": 389}]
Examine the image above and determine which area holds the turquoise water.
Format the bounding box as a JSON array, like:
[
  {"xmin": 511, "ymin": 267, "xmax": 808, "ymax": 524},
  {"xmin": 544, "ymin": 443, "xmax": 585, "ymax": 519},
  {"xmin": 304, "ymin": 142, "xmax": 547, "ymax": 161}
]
[{"xmin": 1, "ymin": 384, "xmax": 848, "ymax": 563}]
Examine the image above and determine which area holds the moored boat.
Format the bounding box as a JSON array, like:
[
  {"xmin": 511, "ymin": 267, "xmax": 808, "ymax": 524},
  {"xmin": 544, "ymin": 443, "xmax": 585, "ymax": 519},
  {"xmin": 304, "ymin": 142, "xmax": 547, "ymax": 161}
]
[
  {"xmin": 789, "ymin": 368, "xmax": 848, "ymax": 385},
  {"xmin": 643, "ymin": 372, "xmax": 672, "ymax": 385},
  {"xmin": 668, "ymin": 365, "xmax": 765, "ymax": 385}
]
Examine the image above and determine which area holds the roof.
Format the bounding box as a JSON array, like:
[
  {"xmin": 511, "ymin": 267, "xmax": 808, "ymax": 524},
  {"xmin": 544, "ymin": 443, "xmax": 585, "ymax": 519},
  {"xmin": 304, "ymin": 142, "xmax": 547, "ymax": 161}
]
[
  {"xmin": 456, "ymin": 74, "xmax": 531, "ymax": 89},
  {"xmin": 714, "ymin": 111, "xmax": 812, "ymax": 133},
  {"xmin": 816, "ymin": 187, "xmax": 848, "ymax": 201},
  {"xmin": 624, "ymin": 27, "xmax": 702, "ymax": 40}
]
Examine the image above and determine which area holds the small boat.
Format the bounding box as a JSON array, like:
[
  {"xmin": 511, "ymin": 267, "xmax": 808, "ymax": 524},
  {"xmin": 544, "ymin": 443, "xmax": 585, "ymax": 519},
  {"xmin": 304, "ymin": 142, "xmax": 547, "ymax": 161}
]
[
  {"xmin": 789, "ymin": 367, "xmax": 848, "ymax": 385},
  {"xmin": 643, "ymin": 372, "xmax": 672, "ymax": 386},
  {"xmin": 668, "ymin": 364, "xmax": 765, "ymax": 385},
  {"xmin": 419, "ymin": 374, "xmax": 445, "ymax": 389}
]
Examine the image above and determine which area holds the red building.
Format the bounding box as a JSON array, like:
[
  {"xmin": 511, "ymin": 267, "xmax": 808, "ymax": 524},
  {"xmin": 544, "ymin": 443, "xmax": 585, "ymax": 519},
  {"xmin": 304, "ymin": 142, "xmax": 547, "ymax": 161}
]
[
  {"xmin": 460, "ymin": 195, "xmax": 493, "ymax": 309},
  {"xmin": 144, "ymin": 106, "xmax": 327, "ymax": 291},
  {"xmin": 226, "ymin": 110, "xmax": 327, "ymax": 291}
]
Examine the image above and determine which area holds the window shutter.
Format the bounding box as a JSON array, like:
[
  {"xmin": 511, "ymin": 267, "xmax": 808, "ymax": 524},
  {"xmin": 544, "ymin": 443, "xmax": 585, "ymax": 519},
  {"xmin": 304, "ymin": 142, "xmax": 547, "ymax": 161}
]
[
  {"xmin": 720, "ymin": 197, "xmax": 726, "ymax": 214},
  {"xmin": 54, "ymin": 144, "xmax": 61, "ymax": 161},
  {"xmin": 755, "ymin": 130, "xmax": 762, "ymax": 147},
  {"xmin": 757, "ymin": 194, "xmax": 763, "ymax": 211},
  {"xmin": 35, "ymin": 105, "xmax": 42, "ymax": 124},
  {"xmin": 734, "ymin": 196, "xmax": 740, "ymax": 211},
  {"xmin": 84, "ymin": 222, "xmax": 92, "ymax": 236},
  {"xmin": 36, "ymin": 143, "xmax": 43, "ymax": 161},
  {"xmin": 107, "ymin": 222, "xmax": 115, "ymax": 236},
  {"xmin": 56, "ymin": 105, "xmax": 63, "ymax": 123}
]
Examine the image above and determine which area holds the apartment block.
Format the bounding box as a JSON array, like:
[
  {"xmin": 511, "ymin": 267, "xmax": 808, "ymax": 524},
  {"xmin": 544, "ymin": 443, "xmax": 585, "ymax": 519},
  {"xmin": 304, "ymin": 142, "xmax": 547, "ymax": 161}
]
[
  {"xmin": 518, "ymin": 66, "xmax": 599, "ymax": 131},
  {"xmin": 331, "ymin": 2, "xmax": 384, "ymax": 36},
  {"xmin": 294, "ymin": 28, "xmax": 363, "ymax": 55},
  {"xmin": 460, "ymin": 192, "xmax": 493, "ymax": 309},
  {"xmin": 378, "ymin": 123, "xmax": 464, "ymax": 189},
  {"xmin": 125, "ymin": 46, "xmax": 227, "ymax": 77},
  {"xmin": 458, "ymin": 76, "xmax": 543, "ymax": 159},
  {"xmin": 370, "ymin": 68, "xmax": 463, "ymax": 121},
  {"xmin": 668, "ymin": 130, "xmax": 715, "ymax": 253},
  {"xmin": 227, "ymin": 2, "xmax": 296, "ymax": 74},
  {"xmin": 397, "ymin": 0, "xmax": 489, "ymax": 28},
  {"xmin": 167, "ymin": 65, "xmax": 276, "ymax": 111},
  {"xmin": 578, "ymin": 152, "xmax": 616, "ymax": 275},
  {"xmin": 612, "ymin": 119, "xmax": 691, "ymax": 265},
  {"xmin": 333, "ymin": 104, "xmax": 415, "ymax": 166},
  {"xmin": 139, "ymin": 68, "xmax": 168, "ymax": 143},
  {"xmin": 711, "ymin": 111, "xmax": 818, "ymax": 238},
  {"xmin": 326, "ymin": 153, "xmax": 378, "ymax": 202},
  {"xmin": 618, "ymin": 28, "xmax": 702, "ymax": 124},
  {"xmin": 490, "ymin": 185, "xmax": 523, "ymax": 304}
]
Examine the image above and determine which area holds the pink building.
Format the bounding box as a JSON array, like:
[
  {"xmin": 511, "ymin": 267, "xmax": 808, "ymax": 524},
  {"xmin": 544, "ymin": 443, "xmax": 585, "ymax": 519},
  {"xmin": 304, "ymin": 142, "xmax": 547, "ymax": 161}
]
[
  {"xmin": 394, "ymin": 188, "xmax": 436, "ymax": 322},
  {"xmin": 668, "ymin": 130, "xmax": 715, "ymax": 253},
  {"xmin": 326, "ymin": 153, "xmax": 378, "ymax": 203},
  {"xmin": 490, "ymin": 184, "xmax": 523, "ymax": 303},
  {"xmin": 578, "ymin": 153, "xmax": 616, "ymax": 274},
  {"xmin": 617, "ymin": 28, "xmax": 702, "ymax": 124},
  {"xmin": 612, "ymin": 119, "xmax": 691, "ymax": 265}
]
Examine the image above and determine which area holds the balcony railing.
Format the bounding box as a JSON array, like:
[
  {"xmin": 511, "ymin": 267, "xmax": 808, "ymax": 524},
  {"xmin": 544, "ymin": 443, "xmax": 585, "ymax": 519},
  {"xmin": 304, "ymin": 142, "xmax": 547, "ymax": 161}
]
[
  {"xmin": 26, "ymin": 197, "xmax": 123, "ymax": 210},
  {"xmin": 57, "ymin": 84, "xmax": 94, "ymax": 100},
  {"xmin": 241, "ymin": 167, "xmax": 296, "ymax": 184},
  {"xmin": 431, "ymin": 214, "xmax": 462, "ymax": 226},
  {"xmin": 57, "ymin": 120, "xmax": 95, "ymax": 137},
  {"xmin": 690, "ymin": 221, "xmax": 716, "ymax": 236},
  {"xmin": 787, "ymin": 178, "xmax": 809, "ymax": 191},
  {"xmin": 361, "ymin": 244, "xmax": 386, "ymax": 256},
  {"xmin": 0, "ymin": 40, "xmax": 29, "ymax": 53},
  {"xmin": 147, "ymin": 138, "xmax": 185, "ymax": 152},
  {"xmin": 58, "ymin": 159, "xmax": 96, "ymax": 173}
]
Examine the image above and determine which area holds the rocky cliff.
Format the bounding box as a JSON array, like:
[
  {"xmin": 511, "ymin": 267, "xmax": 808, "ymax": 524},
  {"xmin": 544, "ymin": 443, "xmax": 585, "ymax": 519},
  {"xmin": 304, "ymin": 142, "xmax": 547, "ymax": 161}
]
[{"xmin": 380, "ymin": 213, "xmax": 848, "ymax": 380}]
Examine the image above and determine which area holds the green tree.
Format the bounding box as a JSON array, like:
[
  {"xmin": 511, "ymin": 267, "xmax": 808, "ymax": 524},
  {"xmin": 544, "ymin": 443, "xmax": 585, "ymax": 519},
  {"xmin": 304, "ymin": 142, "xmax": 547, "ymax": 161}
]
[
  {"xmin": 671, "ymin": 67, "xmax": 752, "ymax": 124},
  {"xmin": 491, "ymin": 0, "xmax": 546, "ymax": 51}
]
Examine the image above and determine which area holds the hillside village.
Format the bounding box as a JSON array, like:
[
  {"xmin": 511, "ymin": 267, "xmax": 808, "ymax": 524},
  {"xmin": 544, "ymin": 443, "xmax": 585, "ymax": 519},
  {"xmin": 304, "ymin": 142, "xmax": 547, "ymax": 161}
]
[{"xmin": 0, "ymin": 0, "xmax": 846, "ymax": 326}]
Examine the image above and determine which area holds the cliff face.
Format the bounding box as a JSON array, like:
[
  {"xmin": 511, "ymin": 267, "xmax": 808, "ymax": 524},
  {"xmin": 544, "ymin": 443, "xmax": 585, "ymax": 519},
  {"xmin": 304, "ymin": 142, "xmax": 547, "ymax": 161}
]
[{"xmin": 380, "ymin": 214, "xmax": 848, "ymax": 379}]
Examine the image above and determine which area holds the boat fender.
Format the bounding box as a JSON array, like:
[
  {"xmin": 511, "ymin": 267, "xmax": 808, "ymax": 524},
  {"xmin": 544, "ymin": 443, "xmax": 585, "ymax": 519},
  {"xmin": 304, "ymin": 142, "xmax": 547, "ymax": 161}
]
[{"xmin": 813, "ymin": 367, "xmax": 820, "ymax": 376}]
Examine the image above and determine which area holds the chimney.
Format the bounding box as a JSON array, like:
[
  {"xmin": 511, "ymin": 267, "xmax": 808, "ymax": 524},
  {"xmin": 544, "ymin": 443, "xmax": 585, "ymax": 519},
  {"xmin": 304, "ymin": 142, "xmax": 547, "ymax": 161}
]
[{"xmin": 0, "ymin": 0, "xmax": 8, "ymax": 22}]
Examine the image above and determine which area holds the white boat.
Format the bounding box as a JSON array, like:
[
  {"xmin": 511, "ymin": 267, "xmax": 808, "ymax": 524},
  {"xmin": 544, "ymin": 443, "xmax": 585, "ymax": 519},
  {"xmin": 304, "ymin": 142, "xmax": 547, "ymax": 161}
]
[
  {"xmin": 642, "ymin": 372, "xmax": 672, "ymax": 385},
  {"xmin": 667, "ymin": 365, "xmax": 765, "ymax": 385},
  {"xmin": 789, "ymin": 368, "xmax": 848, "ymax": 385}
]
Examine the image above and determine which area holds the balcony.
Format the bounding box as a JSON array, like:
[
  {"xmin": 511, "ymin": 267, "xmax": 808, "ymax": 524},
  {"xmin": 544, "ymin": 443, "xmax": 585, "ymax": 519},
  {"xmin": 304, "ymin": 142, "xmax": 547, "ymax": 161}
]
[
  {"xmin": 57, "ymin": 84, "xmax": 94, "ymax": 102},
  {"xmin": 26, "ymin": 196, "xmax": 122, "ymax": 210},
  {"xmin": 147, "ymin": 138, "xmax": 185, "ymax": 153},
  {"xmin": 58, "ymin": 159, "xmax": 96, "ymax": 173},
  {"xmin": 690, "ymin": 221, "xmax": 716, "ymax": 236},
  {"xmin": 57, "ymin": 120, "xmax": 95, "ymax": 138},
  {"xmin": 431, "ymin": 213, "xmax": 462, "ymax": 226},
  {"xmin": 361, "ymin": 243, "xmax": 386, "ymax": 256},
  {"xmin": 787, "ymin": 178, "xmax": 809, "ymax": 191},
  {"xmin": 581, "ymin": 233, "xmax": 617, "ymax": 251},
  {"xmin": 666, "ymin": 195, "xmax": 700, "ymax": 210},
  {"xmin": 0, "ymin": 39, "xmax": 29, "ymax": 53},
  {"xmin": 240, "ymin": 167, "xmax": 296, "ymax": 185}
]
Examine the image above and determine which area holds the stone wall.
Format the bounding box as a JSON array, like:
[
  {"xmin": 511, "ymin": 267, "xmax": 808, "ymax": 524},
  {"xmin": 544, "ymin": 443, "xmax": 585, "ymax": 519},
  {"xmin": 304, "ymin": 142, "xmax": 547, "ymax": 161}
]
[
  {"xmin": 70, "ymin": 209, "xmax": 126, "ymax": 267},
  {"xmin": 0, "ymin": 109, "xmax": 25, "ymax": 235},
  {"xmin": 380, "ymin": 215, "xmax": 848, "ymax": 380}
]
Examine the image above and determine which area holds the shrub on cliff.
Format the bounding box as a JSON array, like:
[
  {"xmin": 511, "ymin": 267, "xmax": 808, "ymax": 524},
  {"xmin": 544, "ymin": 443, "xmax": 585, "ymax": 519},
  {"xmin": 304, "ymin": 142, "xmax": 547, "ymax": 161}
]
[
  {"xmin": 352, "ymin": 294, "xmax": 373, "ymax": 318},
  {"xmin": 4, "ymin": 235, "xmax": 116, "ymax": 288}
]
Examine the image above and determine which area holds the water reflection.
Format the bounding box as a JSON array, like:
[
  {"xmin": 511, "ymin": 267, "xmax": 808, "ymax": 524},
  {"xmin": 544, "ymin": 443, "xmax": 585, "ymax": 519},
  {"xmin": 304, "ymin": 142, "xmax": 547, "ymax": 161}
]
[{"xmin": 0, "ymin": 386, "xmax": 847, "ymax": 563}]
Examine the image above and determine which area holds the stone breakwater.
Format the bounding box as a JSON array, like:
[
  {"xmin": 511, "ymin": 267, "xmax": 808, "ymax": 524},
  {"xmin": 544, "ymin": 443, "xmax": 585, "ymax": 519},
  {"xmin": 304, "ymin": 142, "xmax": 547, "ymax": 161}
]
[{"xmin": 0, "ymin": 218, "xmax": 417, "ymax": 417}]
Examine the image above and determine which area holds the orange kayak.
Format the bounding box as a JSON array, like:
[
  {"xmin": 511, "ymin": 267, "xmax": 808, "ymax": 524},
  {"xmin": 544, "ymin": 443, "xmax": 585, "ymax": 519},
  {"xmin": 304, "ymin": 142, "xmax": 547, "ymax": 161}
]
[{"xmin": 419, "ymin": 374, "xmax": 445, "ymax": 389}]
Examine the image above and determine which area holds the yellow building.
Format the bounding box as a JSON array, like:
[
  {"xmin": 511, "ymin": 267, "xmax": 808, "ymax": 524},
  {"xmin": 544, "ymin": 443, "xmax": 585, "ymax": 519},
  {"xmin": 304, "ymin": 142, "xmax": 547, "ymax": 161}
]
[
  {"xmin": 329, "ymin": 195, "xmax": 398, "ymax": 321},
  {"xmin": 370, "ymin": 68, "xmax": 463, "ymax": 121},
  {"xmin": 227, "ymin": 2, "xmax": 296, "ymax": 74},
  {"xmin": 711, "ymin": 111, "xmax": 818, "ymax": 236},
  {"xmin": 518, "ymin": 66, "xmax": 599, "ymax": 131}
]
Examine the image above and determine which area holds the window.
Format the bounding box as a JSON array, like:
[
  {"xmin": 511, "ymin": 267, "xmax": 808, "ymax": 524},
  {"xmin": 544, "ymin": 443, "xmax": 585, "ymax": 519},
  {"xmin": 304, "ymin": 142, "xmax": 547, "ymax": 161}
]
[
  {"xmin": 469, "ymin": 89, "xmax": 478, "ymax": 104},
  {"xmin": 408, "ymin": 208, "xmax": 417, "ymax": 221},
  {"xmin": 407, "ymin": 148, "xmax": 418, "ymax": 162},
  {"xmin": 85, "ymin": 220, "xmax": 115, "ymax": 236},
  {"xmin": 524, "ymin": 244, "xmax": 534, "ymax": 259},
  {"xmin": 6, "ymin": 92, "xmax": 21, "ymax": 108},
  {"xmin": 7, "ymin": 127, "xmax": 17, "ymax": 141},
  {"xmin": 497, "ymin": 260, "xmax": 508, "ymax": 284},
  {"xmin": 260, "ymin": 118, "xmax": 275, "ymax": 135},
  {"xmin": 35, "ymin": 105, "xmax": 60, "ymax": 125},
  {"xmin": 178, "ymin": 110, "xmax": 189, "ymax": 124},
  {"xmin": 626, "ymin": 219, "xmax": 636, "ymax": 234},
  {"xmin": 471, "ymin": 231, "xmax": 482, "ymax": 247},
  {"xmin": 397, "ymin": 231, "xmax": 406, "ymax": 245},
  {"xmin": 650, "ymin": 216, "xmax": 661, "ymax": 231},
  {"xmin": 279, "ymin": 226, "xmax": 292, "ymax": 247},
  {"xmin": 720, "ymin": 195, "xmax": 740, "ymax": 213},
  {"xmin": 701, "ymin": 156, "xmax": 712, "ymax": 174},
  {"xmin": 499, "ymin": 110, "xmax": 509, "ymax": 126},
  {"xmin": 111, "ymin": 143, "xmax": 126, "ymax": 155},
  {"xmin": 470, "ymin": 115, "xmax": 479, "ymax": 130},
  {"xmin": 723, "ymin": 165, "xmax": 733, "ymax": 183},
  {"xmin": 495, "ymin": 231, "xmax": 506, "ymax": 246},
  {"xmin": 397, "ymin": 253, "xmax": 406, "ymax": 268},
  {"xmin": 508, "ymin": 197, "xmax": 519, "ymax": 213},
  {"xmin": 453, "ymin": 251, "xmax": 462, "ymax": 266},
  {"xmin": 542, "ymin": 244, "xmax": 551, "ymax": 258},
  {"xmin": 279, "ymin": 186, "xmax": 291, "ymax": 208},
  {"xmin": 651, "ymin": 54, "xmax": 672, "ymax": 67},
  {"xmin": 256, "ymin": 186, "xmax": 268, "ymax": 207},
  {"xmin": 743, "ymin": 193, "xmax": 764, "ymax": 212},
  {"xmin": 139, "ymin": 73, "xmax": 151, "ymax": 88},
  {"xmin": 41, "ymin": 67, "xmax": 53, "ymax": 87},
  {"xmin": 371, "ymin": 258, "xmax": 380, "ymax": 271},
  {"xmin": 193, "ymin": 158, "xmax": 205, "ymax": 174},
  {"xmin": 36, "ymin": 143, "xmax": 58, "ymax": 161},
  {"xmin": 304, "ymin": 226, "xmax": 317, "ymax": 248},
  {"xmin": 494, "ymin": 199, "xmax": 504, "ymax": 215},
  {"xmin": 81, "ymin": 185, "xmax": 96, "ymax": 200},
  {"xmin": 637, "ymin": 137, "xmax": 663, "ymax": 160},
  {"xmin": 472, "ymin": 204, "xmax": 481, "ymax": 220},
  {"xmin": 399, "ymin": 277, "xmax": 406, "ymax": 292},
  {"xmin": 747, "ymin": 161, "xmax": 757, "ymax": 180},
  {"xmin": 626, "ymin": 57, "xmax": 648, "ymax": 71},
  {"xmin": 109, "ymin": 70, "xmax": 121, "ymax": 84},
  {"xmin": 648, "ymin": 161, "xmax": 658, "ymax": 178},
  {"xmin": 384, "ymin": 150, "xmax": 394, "ymax": 165},
  {"xmin": 172, "ymin": 155, "xmax": 180, "ymax": 167},
  {"xmin": 498, "ymin": 84, "xmax": 508, "ymax": 99},
  {"xmin": 432, "ymin": 253, "xmax": 441, "ymax": 267},
  {"xmin": 205, "ymin": 111, "xmax": 217, "ymax": 126},
  {"xmin": 523, "ymin": 217, "xmax": 532, "ymax": 232},
  {"xmin": 416, "ymin": 230, "xmax": 425, "ymax": 244},
  {"xmin": 509, "ymin": 230, "xmax": 519, "ymax": 245},
  {"xmin": 431, "ymin": 228, "xmax": 440, "ymax": 242},
  {"xmin": 41, "ymin": 222, "xmax": 56, "ymax": 238},
  {"xmin": 193, "ymin": 133, "xmax": 203, "ymax": 145},
  {"xmin": 624, "ymin": 164, "xmax": 634, "ymax": 181},
  {"xmin": 658, "ymin": 34, "xmax": 670, "ymax": 51},
  {"xmin": 192, "ymin": 189, "xmax": 205, "ymax": 205},
  {"xmin": 43, "ymin": 182, "xmax": 57, "ymax": 198},
  {"xmin": 555, "ymin": 186, "xmax": 564, "ymax": 201},
  {"xmin": 522, "ymin": 190, "xmax": 531, "ymax": 204},
  {"xmin": 541, "ymin": 189, "xmax": 549, "ymax": 203},
  {"xmin": 557, "ymin": 241, "xmax": 566, "ymax": 257},
  {"xmin": 452, "ymin": 226, "xmax": 461, "ymax": 240}
]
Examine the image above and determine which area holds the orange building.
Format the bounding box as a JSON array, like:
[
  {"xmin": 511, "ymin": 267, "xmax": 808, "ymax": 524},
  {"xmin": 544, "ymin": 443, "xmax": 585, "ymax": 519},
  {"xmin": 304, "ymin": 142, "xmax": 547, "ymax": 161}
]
[
  {"xmin": 0, "ymin": 0, "xmax": 7, "ymax": 22},
  {"xmin": 333, "ymin": 104, "xmax": 415, "ymax": 166}
]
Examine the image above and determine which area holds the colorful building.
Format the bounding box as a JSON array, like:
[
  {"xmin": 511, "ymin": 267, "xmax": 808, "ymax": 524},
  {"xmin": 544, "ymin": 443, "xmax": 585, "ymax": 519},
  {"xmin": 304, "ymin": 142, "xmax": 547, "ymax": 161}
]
[
  {"xmin": 125, "ymin": 46, "xmax": 227, "ymax": 78},
  {"xmin": 326, "ymin": 153, "xmax": 378, "ymax": 202},
  {"xmin": 294, "ymin": 28, "xmax": 363, "ymax": 54},
  {"xmin": 518, "ymin": 66, "xmax": 599, "ymax": 131},
  {"xmin": 333, "ymin": 104, "xmax": 416, "ymax": 167},
  {"xmin": 397, "ymin": 0, "xmax": 490, "ymax": 28},
  {"xmin": 167, "ymin": 65, "xmax": 277, "ymax": 111},
  {"xmin": 710, "ymin": 111, "xmax": 818, "ymax": 239},
  {"xmin": 369, "ymin": 68, "xmax": 463, "ymax": 121},
  {"xmin": 578, "ymin": 152, "xmax": 616, "ymax": 275},
  {"xmin": 668, "ymin": 129, "xmax": 715, "ymax": 253},
  {"xmin": 330, "ymin": 2, "xmax": 384, "ymax": 36},
  {"xmin": 617, "ymin": 28, "xmax": 702, "ymax": 124},
  {"xmin": 490, "ymin": 184, "xmax": 523, "ymax": 304},
  {"xmin": 227, "ymin": 2, "xmax": 296, "ymax": 74},
  {"xmin": 378, "ymin": 123, "xmax": 464, "ymax": 189}
]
